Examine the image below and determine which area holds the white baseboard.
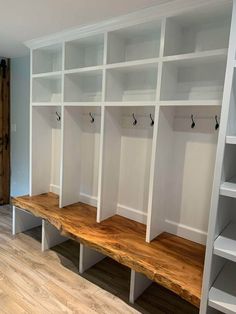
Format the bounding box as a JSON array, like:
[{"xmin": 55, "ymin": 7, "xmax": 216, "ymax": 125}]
[
  {"xmin": 50, "ymin": 184, "xmax": 60, "ymax": 195},
  {"xmin": 165, "ymin": 219, "xmax": 207, "ymax": 245},
  {"xmin": 117, "ymin": 204, "xmax": 147, "ymax": 224},
  {"xmin": 78, "ymin": 193, "xmax": 147, "ymax": 224},
  {"xmin": 80, "ymin": 193, "xmax": 97, "ymax": 207}
]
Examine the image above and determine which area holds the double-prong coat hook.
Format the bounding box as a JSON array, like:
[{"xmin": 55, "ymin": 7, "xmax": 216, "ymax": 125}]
[
  {"xmin": 150, "ymin": 114, "xmax": 154, "ymax": 127},
  {"xmin": 56, "ymin": 111, "xmax": 61, "ymax": 121},
  {"xmin": 89, "ymin": 112, "xmax": 95, "ymax": 123},
  {"xmin": 191, "ymin": 114, "xmax": 195, "ymax": 129},
  {"xmin": 132, "ymin": 113, "xmax": 137, "ymax": 126},
  {"xmin": 215, "ymin": 115, "xmax": 219, "ymax": 130}
]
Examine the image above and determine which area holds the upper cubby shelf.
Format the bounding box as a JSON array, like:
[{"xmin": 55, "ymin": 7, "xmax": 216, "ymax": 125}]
[
  {"xmin": 32, "ymin": 74, "xmax": 62, "ymax": 103},
  {"xmin": 65, "ymin": 34, "xmax": 104, "ymax": 70},
  {"xmin": 107, "ymin": 21, "xmax": 161, "ymax": 65},
  {"xmin": 64, "ymin": 70, "xmax": 103, "ymax": 102},
  {"xmin": 32, "ymin": 44, "xmax": 62, "ymax": 75},
  {"xmin": 164, "ymin": 4, "xmax": 231, "ymax": 57},
  {"xmin": 160, "ymin": 54, "xmax": 227, "ymax": 102},
  {"xmin": 106, "ymin": 63, "xmax": 158, "ymax": 102}
]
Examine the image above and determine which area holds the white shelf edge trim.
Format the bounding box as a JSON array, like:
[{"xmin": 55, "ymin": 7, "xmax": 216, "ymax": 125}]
[{"xmin": 214, "ymin": 223, "xmax": 236, "ymax": 262}]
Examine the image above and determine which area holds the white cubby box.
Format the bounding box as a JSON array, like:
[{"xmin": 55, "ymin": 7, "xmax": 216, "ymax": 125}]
[
  {"xmin": 64, "ymin": 70, "xmax": 103, "ymax": 102},
  {"xmin": 98, "ymin": 106, "xmax": 155, "ymax": 224},
  {"xmin": 30, "ymin": 106, "xmax": 62, "ymax": 196},
  {"xmin": 161, "ymin": 55, "xmax": 227, "ymax": 103},
  {"xmin": 61, "ymin": 106, "xmax": 101, "ymax": 208},
  {"xmin": 106, "ymin": 64, "xmax": 158, "ymax": 102},
  {"xmin": 107, "ymin": 21, "xmax": 161, "ymax": 64},
  {"xmin": 147, "ymin": 106, "xmax": 220, "ymax": 244},
  {"xmin": 32, "ymin": 75, "xmax": 62, "ymax": 103},
  {"xmin": 32, "ymin": 44, "xmax": 62, "ymax": 74},
  {"xmin": 164, "ymin": 5, "xmax": 231, "ymax": 56},
  {"xmin": 65, "ymin": 34, "xmax": 104, "ymax": 70}
]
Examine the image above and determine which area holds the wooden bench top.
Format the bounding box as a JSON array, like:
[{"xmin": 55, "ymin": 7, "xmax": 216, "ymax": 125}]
[{"xmin": 12, "ymin": 193, "xmax": 205, "ymax": 308}]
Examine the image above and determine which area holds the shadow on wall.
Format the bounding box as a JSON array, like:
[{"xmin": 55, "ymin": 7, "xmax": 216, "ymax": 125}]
[{"xmin": 10, "ymin": 55, "xmax": 30, "ymax": 197}]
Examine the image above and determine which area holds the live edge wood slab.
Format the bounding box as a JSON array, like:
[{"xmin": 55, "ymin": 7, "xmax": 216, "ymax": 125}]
[{"xmin": 12, "ymin": 193, "xmax": 205, "ymax": 308}]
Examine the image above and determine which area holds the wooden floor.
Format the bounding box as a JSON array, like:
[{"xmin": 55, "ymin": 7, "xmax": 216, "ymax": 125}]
[
  {"xmin": 0, "ymin": 206, "xmax": 198, "ymax": 314},
  {"xmin": 12, "ymin": 193, "xmax": 205, "ymax": 308}
]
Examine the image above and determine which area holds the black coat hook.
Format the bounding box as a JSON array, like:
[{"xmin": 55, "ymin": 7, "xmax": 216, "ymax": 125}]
[
  {"xmin": 56, "ymin": 111, "xmax": 61, "ymax": 121},
  {"xmin": 132, "ymin": 113, "xmax": 137, "ymax": 126},
  {"xmin": 191, "ymin": 114, "xmax": 195, "ymax": 129},
  {"xmin": 89, "ymin": 112, "xmax": 95, "ymax": 123},
  {"xmin": 150, "ymin": 114, "xmax": 154, "ymax": 126},
  {"xmin": 215, "ymin": 115, "xmax": 219, "ymax": 130}
]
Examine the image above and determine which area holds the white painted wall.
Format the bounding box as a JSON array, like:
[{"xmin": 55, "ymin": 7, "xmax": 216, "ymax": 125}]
[{"xmin": 10, "ymin": 55, "xmax": 30, "ymax": 196}]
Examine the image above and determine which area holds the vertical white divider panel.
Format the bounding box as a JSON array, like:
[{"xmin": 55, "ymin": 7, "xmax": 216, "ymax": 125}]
[
  {"xmin": 29, "ymin": 49, "xmax": 33, "ymax": 196},
  {"xmin": 200, "ymin": 3, "xmax": 236, "ymax": 314},
  {"xmin": 129, "ymin": 270, "xmax": 152, "ymax": 304},
  {"xmin": 97, "ymin": 105, "xmax": 105, "ymax": 222},
  {"xmin": 42, "ymin": 219, "xmax": 67, "ymax": 252},
  {"xmin": 97, "ymin": 32, "xmax": 107, "ymax": 222},
  {"xmin": 146, "ymin": 17, "xmax": 166, "ymax": 242},
  {"xmin": 60, "ymin": 106, "xmax": 82, "ymax": 207},
  {"xmin": 79, "ymin": 244, "xmax": 105, "ymax": 274},
  {"xmin": 59, "ymin": 42, "xmax": 65, "ymax": 207},
  {"xmin": 98, "ymin": 107, "xmax": 121, "ymax": 222},
  {"xmin": 12, "ymin": 206, "xmax": 42, "ymax": 235}
]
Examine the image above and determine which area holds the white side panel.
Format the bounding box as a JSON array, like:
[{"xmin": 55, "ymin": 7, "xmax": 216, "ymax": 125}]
[
  {"xmin": 129, "ymin": 270, "xmax": 152, "ymax": 304},
  {"xmin": 99, "ymin": 107, "xmax": 121, "ymax": 221},
  {"xmin": 79, "ymin": 244, "xmax": 105, "ymax": 274},
  {"xmin": 61, "ymin": 107, "xmax": 82, "ymax": 207},
  {"xmin": 42, "ymin": 220, "xmax": 67, "ymax": 251},
  {"xmin": 12, "ymin": 206, "xmax": 41, "ymax": 236}
]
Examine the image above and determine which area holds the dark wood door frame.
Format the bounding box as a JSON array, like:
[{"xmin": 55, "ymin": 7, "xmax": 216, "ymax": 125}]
[{"xmin": 0, "ymin": 59, "xmax": 10, "ymax": 204}]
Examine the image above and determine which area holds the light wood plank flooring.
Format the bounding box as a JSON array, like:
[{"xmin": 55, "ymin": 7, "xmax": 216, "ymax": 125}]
[{"xmin": 0, "ymin": 206, "xmax": 198, "ymax": 313}]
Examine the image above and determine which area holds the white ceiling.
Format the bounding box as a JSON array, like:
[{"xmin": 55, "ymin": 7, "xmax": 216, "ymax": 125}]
[{"xmin": 0, "ymin": 0, "xmax": 171, "ymax": 58}]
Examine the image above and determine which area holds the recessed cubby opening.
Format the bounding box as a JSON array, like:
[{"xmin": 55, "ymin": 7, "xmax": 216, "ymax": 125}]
[
  {"xmin": 164, "ymin": 4, "xmax": 231, "ymax": 56},
  {"xmin": 32, "ymin": 44, "xmax": 62, "ymax": 74},
  {"xmin": 64, "ymin": 71, "xmax": 103, "ymax": 102},
  {"xmin": 65, "ymin": 34, "xmax": 104, "ymax": 70},
  {"xmin": 99, "ymin": 106, "xmax": 155, "ymax": 224},
  {"xmin": 31, "ymin": 106, "xmax": 61, "ymax": 196},
  {"xmin": 107, "ymin": 21, "xmax": 161, "ymax": 64},
  {"xmin": 147, "ymin": 106, "xmax": 220, "ymax": 243},
  {"xmin": 161, "ymin": 57, "xmax": 226, "ymax": 101},
  {"xmin": 106, "ymin": 64, "xmax": 158, "ymax": 102},
  {"xmin": 61, "ymin": 106, "xmax": 101, "ymax": 207},
  {"xmin": 32, "ymin": 75, "xmax": 62, "ymax": 103}
]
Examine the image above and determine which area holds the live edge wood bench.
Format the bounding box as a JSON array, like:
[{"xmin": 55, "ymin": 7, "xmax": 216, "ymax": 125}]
[{"xmin": 12, "ymin": 192, "xmax": 205, "ymax": 308}]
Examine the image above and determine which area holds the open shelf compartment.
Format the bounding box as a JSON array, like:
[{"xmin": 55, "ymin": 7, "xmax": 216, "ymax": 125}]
[
  {"xmin": 65, "ymin": 34, "xmax": 104, "ymax": 70},
  {"xmin": 64, "ymin": 70, "xmax": 103, "ymax": 102},
  {"xmin": 160, "ymin": 56, "xmax": 227, "ymax": 102},
  {"xmin": 164, "ymin": 3, "xmax": 231, "ymax": 57},
  {"xmin": 106, "ymin": 64, "xmax": 158, "ymax": 102},
  {"xmin": 31, "ymin": 106, "xmax": 61, "ymax": 197},
  {"xmin": 147, "ymin": 105, "xmax": 220, "ymax": 243},
  {"xmin": 32, "ymin": 44, "xmax": 62, "ymax": 74},
  {"xmin": 209, "ymin": 262, "xmax": 236, "ymax": 314},
  {"xmin": 99, "ymin": 106, "xmax": 155, "ymax": 224},
  {"xmin": 32, "ymin": 74, "xmax": 62, "ymax": 103},
  {"xmin": 61, "ymin": 106, "xmax": 101, "ymax": 208},
  {"xmin": 107, "ymin": 21, "xmax": 161, "ymax": 64}
]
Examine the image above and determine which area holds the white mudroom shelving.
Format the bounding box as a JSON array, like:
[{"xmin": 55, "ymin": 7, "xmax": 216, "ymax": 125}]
[{"xmin": 25, "ymin": 0, "xmax": 235, "ymax": 312}]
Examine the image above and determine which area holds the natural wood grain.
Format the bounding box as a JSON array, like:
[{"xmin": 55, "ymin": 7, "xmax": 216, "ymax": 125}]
[{"xmin": 12, "ymin": 193, "xmax": 205, "ymax": 307}]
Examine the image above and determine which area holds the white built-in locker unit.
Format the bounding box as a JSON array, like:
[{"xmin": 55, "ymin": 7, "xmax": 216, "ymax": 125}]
[{"xmin": 26, "ymin": 0, "xmax": 236, "ymax": 312}]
